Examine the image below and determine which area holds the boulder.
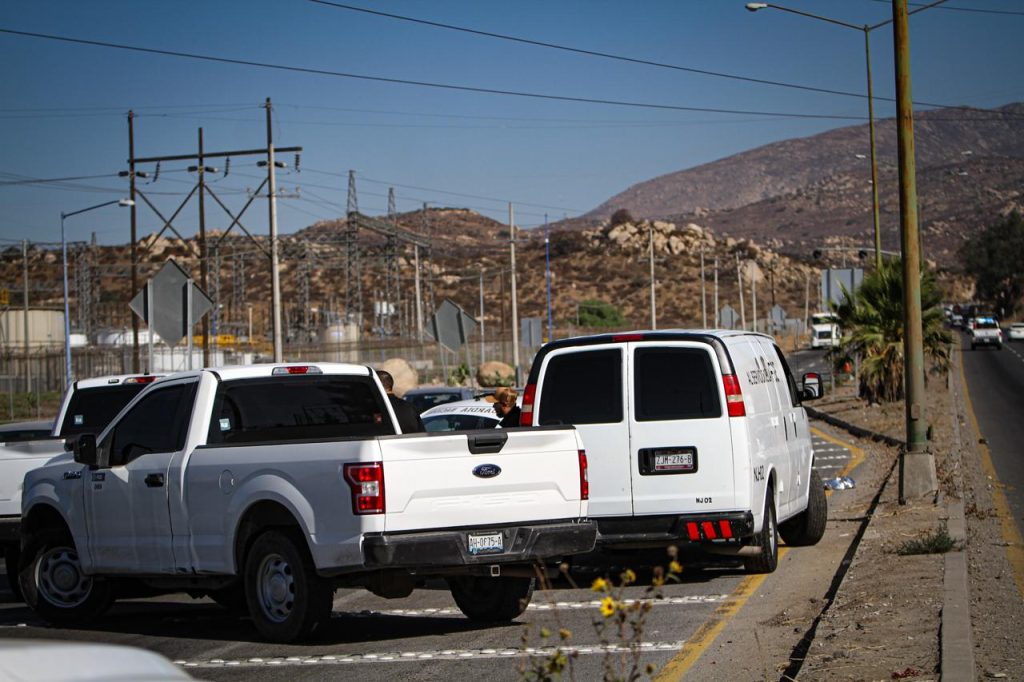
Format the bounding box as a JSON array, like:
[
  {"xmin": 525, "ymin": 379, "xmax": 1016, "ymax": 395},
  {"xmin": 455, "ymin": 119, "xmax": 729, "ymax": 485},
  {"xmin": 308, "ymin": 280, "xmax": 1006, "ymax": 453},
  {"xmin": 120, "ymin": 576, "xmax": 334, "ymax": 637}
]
[
  {"xmin": 381, "ymin": 358, "xmax": 418, "ymax": 397},
  {"xmin": 477, "ymin": 361, "xmax": 515, "ymax": 387}
]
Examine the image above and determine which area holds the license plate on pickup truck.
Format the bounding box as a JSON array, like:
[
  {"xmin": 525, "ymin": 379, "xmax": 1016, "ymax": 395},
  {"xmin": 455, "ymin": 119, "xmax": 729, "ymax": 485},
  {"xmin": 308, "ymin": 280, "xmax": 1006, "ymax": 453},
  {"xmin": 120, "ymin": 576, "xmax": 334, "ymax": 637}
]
[
  {"xmin": 654, "ymin": 451, "xmax": 694, "ymax": 471},
  {"xmin": 468, "ymin": 532, "xmax": 504, "ymax": 555}
]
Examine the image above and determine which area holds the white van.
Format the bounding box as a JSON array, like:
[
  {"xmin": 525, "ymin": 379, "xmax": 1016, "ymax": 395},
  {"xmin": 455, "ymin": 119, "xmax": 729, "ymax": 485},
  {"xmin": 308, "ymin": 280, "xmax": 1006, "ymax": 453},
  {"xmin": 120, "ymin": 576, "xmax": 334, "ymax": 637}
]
[
  {"xmin": 520, "ymin": 330, "xmax": 826, "ymax": 573},
  {"xmin": 810, "ymin": 312, "xmax": 840, "ymax": 350}
]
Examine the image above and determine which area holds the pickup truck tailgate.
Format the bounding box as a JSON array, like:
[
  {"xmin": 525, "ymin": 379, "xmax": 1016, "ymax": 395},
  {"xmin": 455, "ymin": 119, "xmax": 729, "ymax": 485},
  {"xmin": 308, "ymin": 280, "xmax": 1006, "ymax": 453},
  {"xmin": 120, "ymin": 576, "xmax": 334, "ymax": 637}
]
[{"xmin": 378, "ymin": 427, "xmax": 584, "ymax": 533}]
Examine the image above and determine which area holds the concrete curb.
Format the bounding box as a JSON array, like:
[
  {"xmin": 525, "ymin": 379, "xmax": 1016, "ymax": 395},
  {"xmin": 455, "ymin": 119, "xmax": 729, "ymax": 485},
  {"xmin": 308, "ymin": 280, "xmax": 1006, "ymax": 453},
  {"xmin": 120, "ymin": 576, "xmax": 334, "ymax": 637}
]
[{"xmin": 807, "ymin": 384, "xmax": 974, "ymax": 682}]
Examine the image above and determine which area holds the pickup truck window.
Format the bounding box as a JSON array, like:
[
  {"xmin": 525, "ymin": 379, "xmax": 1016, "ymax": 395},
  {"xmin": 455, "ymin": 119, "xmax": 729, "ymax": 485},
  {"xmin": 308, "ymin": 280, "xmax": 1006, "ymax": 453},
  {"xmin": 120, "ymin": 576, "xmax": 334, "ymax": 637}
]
[
  {"xmin": 106, "ymin": 382, "xmax": 197, "ymax": 466},
  {"xmin": 538, "ymin": 349, "xmax": 623, "ymax": 425},
  {"xmin": 634, "ymin": 347, "xmax": 721, "ymax": 421},
  {"xmin": 59, "ymin": 385, "xmax": 148, "ymax": 437},
  {"xmin": 206, "ymin": 375, "xmax": 394, "ymax": 445}
]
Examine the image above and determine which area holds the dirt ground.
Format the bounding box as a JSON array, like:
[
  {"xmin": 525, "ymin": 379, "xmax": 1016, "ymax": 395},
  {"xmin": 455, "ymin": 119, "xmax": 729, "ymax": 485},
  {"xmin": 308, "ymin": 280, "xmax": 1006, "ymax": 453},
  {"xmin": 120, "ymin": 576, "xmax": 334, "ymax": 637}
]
[{"xmin": 796, "ymin": 349, "xmax": 1024, "ymax": 681}]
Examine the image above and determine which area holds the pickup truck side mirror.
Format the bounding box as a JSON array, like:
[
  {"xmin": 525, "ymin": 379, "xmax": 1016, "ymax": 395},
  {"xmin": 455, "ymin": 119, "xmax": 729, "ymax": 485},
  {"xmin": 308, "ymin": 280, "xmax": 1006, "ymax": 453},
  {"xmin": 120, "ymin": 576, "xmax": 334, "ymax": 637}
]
[
  {"xmin": 800, "ymin": 372, "xmax": 823, "ymax": 401},
  {"xmin": 73, "ymin": 433, "xmax": 99, "ymax": 467}
]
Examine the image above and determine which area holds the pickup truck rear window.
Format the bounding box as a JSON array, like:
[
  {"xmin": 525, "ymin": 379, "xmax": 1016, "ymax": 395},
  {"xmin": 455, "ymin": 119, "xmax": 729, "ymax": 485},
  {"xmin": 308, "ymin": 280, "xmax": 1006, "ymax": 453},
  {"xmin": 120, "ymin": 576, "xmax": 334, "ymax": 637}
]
[
  {"xmin": 206, "ymin": 375, "xmax": 394, "ymax": 445},
  {"xmin": 634, "ymin": 347, "xmax": 721, "ymax": 421},
  {"xmin": 59, "ymin": 384, "xmax": 148, "ymax": 437},
  {"xmin": 538, "ymin": 349, "xmax": 623, "ymax": 425}
]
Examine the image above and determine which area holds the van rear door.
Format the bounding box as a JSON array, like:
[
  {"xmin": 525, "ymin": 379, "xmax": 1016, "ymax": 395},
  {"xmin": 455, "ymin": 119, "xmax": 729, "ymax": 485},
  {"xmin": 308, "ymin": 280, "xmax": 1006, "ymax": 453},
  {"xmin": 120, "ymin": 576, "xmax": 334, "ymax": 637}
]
[{"xmin": 627, "ymin": 341, "xmax": 737, "ymax": 515}]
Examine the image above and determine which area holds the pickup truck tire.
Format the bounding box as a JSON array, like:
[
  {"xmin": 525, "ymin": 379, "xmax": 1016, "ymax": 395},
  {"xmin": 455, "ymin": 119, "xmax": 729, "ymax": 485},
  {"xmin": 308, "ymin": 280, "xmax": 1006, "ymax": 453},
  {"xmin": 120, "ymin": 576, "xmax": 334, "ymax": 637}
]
[
  {"xmin": 244, "ymin": 530, "xmax": 332, "ymax": 643},
  {"xmin": 779, "ymin": 470, "xmax": 828, "ymax": 547},
  {"xmin": 446, "ymin": 575, "xmax": 534, "ymax": 622},
  {"xmin": 19, "ymin": 530, "xmax": 113, "ymax": 626},
  {"xmin": 5, "ymin": 548, "xmax": 23, "ymax": 601},
  {"xmin": 743, "ymin": 491, "xmax": 779, "ymax": 574}
]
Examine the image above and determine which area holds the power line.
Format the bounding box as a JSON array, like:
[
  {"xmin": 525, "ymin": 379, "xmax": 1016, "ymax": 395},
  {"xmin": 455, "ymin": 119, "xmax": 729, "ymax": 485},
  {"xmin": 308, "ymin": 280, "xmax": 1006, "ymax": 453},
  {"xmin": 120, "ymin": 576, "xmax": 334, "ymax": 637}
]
[
  {"xmin": 0, "ymin": 172, "xmax": 120, "ymax": 186},
  {"xmin": 0, "ymin": 27, "xmax": 868, "ymax": 120},
  {"xmin": 864, "ymin": 0, "xmax": 1024, "ymax": 15}
]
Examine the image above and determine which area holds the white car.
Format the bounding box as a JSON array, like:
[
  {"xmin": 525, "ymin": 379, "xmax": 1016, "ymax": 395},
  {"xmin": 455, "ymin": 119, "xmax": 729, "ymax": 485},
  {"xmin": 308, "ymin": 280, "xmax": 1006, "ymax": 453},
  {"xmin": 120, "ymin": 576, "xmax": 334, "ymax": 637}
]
[
  {"xmin": 1008, "ymin": 323, "xmax": 1024, "ymax": 341},
  {"xmin": 0, "ymin": 640, "xmax": 193, "ymax": 681},
  {"xmin": 421, "ymin": 398, "xmax": 502, "ymax": 431}
]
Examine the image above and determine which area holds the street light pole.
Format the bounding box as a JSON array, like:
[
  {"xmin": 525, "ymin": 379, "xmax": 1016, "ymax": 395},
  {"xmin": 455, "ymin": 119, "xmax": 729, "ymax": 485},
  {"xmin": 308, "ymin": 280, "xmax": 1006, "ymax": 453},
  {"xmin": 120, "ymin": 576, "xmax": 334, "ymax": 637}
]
[{"xmin": 60, "ymin": 199, "xmax": 133, "ymax": 389}]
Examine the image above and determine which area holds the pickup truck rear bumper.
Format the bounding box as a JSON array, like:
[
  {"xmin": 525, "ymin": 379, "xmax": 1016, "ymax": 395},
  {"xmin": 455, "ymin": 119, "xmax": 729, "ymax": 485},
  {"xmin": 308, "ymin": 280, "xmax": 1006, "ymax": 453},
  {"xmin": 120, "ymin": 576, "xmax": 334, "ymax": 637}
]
[
  {"xmin": 361, "ymin": 519, "xmax": 597, "ymax": 570},
  {"xmin": 595, "ymin": 512, "xmax": 755, "ymax": 549}
]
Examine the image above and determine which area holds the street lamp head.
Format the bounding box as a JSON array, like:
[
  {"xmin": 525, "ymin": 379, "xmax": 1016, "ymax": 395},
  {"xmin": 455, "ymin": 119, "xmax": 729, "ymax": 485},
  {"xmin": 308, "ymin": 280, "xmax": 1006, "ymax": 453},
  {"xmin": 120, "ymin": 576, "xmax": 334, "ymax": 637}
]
[
  {"xmin": 118, "ymin": 199, "xmax": 135, "ymax": 207},
  {"xmin": 745, "ymin": 3, "xmax": 768, "ymax": 11}
]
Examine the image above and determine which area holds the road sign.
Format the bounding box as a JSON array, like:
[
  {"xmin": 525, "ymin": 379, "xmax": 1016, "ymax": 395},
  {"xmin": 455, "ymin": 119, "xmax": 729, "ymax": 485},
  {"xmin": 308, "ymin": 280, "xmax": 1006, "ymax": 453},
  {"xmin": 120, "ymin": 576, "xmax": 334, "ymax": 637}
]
[
  {"xmin": 719, "ymin": 305, "xmax": 739, "ymax": 329},
  {"xmin": 428, "ymin": 299, "xmax": 477, "ymax": 352},
  {"xmin": 770, "ymin": 305, "xmax": 786, "ymax": 330},
  {"xmin": 129, "ymin": 259, "xmax": 213, "ymax": 346},
  {"xmin": 521, "ymin": 317, "xmax": 543, "ymax": 347},
  {"xmin": 820, "ymin": 268, "xmax": 864, "ymax": 308}
]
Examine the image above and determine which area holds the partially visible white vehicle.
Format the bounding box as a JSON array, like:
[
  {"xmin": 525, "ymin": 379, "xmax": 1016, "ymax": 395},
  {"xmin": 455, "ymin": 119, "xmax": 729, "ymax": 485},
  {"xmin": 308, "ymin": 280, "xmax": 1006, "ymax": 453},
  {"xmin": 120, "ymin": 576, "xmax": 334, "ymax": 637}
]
[
  {"xmin": 969, "ymin": 317, "xmax": 1003, "ymax": 350},
  {"xmin": 0, "ymin": 373, "xmax": 163, "ymax": 596},
  {"xmin": 809, "ymin": 312, "xmax": 840, "ymax": 350},
  {"xmin": 0, "ymin": 640, "xmax": 193, "ymax": 681},
  {"xmin": 422, "ymin": 398, "xmax": 501, "ymax": 432},
  {"xmin": 1007, "ymin": 323, "xmax": 1024, "ymax": 341}
]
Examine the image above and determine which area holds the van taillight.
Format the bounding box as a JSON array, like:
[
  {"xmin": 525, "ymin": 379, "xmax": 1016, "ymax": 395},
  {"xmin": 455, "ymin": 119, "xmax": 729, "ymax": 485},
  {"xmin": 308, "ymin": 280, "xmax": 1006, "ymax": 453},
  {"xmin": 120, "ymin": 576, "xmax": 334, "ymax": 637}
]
[
  {"xmin": 722, "ymin": 374, "xmax": 746, "ymax": 417},
  {"xmin": 343, "ymin": 463, "xmax": 385, "ymax": 515},
  {"xmin": 520, "ymin": 384, "xmax": 537, "ymax": 426},
  {"xmin": 578, "ymin": 450, "xmax": 589, "ymax": 500}
]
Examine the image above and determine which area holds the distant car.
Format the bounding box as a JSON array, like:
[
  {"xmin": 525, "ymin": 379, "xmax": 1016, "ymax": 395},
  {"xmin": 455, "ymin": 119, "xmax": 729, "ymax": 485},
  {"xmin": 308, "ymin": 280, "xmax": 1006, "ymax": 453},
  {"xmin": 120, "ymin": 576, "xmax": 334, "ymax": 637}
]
[
  {"xmin": 969, "ymin": 317, "xmax": 1003, "ymax": 350},
  {"xmin": 0, "ymin": 420, "xmax": 54, "ymax": 444},
  {"xmin": 421, "ymin": 397, "xmax": 502, "ymax": 432},
  {"xmin": 1007, "ymin": 323, "xmax": 1024, "ymax": 341},
  {"xmin": 0, "ymin": 640, "xmax": 194, "ymax": 681},
  {"xmin": 950, "ymin": 314, "xmax": 964, "ymax": 329}
]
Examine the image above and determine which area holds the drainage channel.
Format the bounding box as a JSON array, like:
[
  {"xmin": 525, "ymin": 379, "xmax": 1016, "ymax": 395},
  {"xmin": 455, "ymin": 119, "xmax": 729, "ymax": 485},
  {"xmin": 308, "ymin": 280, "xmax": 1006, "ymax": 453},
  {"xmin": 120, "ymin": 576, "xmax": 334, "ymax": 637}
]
[{"xmin": 778, "ymin": 442, "xmax": 899, "ymax": 682}]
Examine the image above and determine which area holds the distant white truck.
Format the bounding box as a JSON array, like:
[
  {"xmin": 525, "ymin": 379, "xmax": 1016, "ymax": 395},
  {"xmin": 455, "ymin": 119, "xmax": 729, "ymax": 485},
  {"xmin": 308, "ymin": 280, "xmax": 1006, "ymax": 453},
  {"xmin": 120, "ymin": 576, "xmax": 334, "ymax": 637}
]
[
  {"xmin": 809, "ymin": 312, "xmax": 840, "ymax": 350},
  {"xmin": 20, "ymin": 363, "xmax": 595, "ymax": 642},
  {"xmin": 0, "ymin": 373, "xmax": 162, "ymax": 594}
]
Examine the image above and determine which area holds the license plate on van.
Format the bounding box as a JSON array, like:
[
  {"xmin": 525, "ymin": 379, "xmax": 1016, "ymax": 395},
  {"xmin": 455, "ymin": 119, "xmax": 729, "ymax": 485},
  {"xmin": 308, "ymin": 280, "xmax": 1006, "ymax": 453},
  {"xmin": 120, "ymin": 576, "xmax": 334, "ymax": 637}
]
[
  {"xmin": 654, "ymin": 452, "xmax": 694, "ymax": 471},
  {"xmin": 468, "ymin": 532, "xmax": 504, "ymax": 555}
]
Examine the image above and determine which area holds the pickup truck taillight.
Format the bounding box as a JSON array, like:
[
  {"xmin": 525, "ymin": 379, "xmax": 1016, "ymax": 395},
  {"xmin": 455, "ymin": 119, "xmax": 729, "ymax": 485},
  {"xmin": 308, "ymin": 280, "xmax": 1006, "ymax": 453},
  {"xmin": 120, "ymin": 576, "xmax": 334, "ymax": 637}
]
[
  {"xmin": 578, "ymin": 450, "xmax": 589, "ymax": 501},
  {"xmin": 520, "ymin": 384, "xmax": 537, "ymax": 426},
  {"xmin": 344, "ymin": 463, "xmax": 385, "ymax": 515}
]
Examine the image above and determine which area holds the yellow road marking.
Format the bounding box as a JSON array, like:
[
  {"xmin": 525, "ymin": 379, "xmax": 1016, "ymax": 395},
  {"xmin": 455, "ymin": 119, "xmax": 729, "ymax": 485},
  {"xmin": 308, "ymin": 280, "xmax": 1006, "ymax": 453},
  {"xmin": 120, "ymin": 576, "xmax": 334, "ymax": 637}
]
[
  {"xmin": 653, "ymin": 428, "xmax": 863, "ymax": 680},
  {"xmin": 652, "ymin": 549, "xmax": 788, "ymax": 682},
  {"xmin": 958, "ymin": 354, "xmax": 1024, "ymax": 599}
]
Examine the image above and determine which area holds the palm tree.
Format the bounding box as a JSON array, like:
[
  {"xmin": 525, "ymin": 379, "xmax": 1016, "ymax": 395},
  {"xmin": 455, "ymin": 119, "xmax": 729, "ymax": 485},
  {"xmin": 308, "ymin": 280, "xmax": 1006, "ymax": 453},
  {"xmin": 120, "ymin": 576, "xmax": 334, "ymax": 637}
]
[{"xmin": 833, "ymin": 258, "xmax": 951, "ymax": 403}]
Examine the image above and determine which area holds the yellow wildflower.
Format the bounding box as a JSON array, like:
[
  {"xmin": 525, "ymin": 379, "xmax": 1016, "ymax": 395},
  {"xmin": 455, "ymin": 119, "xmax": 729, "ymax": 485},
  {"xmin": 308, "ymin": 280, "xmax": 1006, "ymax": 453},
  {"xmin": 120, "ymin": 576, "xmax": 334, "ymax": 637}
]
[
  {"xmin": 559, "ymin": 628, "xmax": 572, "ymax": 640},
  {"xmin": 652, "ymin": 575, "xmax": 665, "ymax": 587},
  {"xmin": 599, "ymin": 596, "xmax": 617, "ymax": 617},
  {"xmin": 669, "ymin": 560, "xmax": 683, "ymax": 574},
  {"xmin": 590, "ymin": 577, "xmax": 609, "ymax": 592},
  {"xmin": 621, "ymin": 569, "xmax": 637, "ymax": 585}
]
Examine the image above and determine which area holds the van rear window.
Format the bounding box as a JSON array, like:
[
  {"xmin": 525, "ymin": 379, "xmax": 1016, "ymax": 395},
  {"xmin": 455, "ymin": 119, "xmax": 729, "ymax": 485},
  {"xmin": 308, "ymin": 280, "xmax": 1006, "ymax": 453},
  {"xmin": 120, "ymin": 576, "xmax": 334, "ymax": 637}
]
[
  {"xmin": 634, "ymin": 348, "xmax": 721, "ymax": 421},
  {"xmin": 538, "ymin": 349, "xmax": 622, "ymax": 425},
  {"xmin": 206, "ymin": 375, "xmax": 394, "ymax": 445}
]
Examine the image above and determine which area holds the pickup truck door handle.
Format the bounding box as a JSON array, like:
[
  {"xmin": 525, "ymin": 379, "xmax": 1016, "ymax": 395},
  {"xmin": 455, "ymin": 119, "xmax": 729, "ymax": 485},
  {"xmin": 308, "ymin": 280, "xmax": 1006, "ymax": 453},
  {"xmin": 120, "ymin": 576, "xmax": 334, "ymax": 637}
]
[{"xmin": 144, "ymin": 473, "xmax": 165, "ymax": 488}]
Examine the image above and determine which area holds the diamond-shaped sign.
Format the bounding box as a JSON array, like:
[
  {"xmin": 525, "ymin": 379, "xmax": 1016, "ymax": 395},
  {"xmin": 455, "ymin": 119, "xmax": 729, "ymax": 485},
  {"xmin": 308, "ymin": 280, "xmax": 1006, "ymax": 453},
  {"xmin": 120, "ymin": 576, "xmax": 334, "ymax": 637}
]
[
  {"xmin": 428, "ymin": 299, "xmax": 476, "ymax": 352},
  {"xmin": 129, "ymin": 259, "xmax": 213, "ymax": 346}
]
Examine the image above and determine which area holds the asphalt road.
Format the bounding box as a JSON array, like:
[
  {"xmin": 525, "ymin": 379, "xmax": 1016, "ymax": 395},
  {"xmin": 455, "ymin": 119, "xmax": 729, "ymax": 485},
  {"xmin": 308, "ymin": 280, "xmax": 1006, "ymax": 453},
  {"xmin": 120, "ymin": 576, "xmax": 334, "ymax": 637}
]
[{"xmin": 960, "ymin": 329, "xmax": 1024, "ymax": 530}]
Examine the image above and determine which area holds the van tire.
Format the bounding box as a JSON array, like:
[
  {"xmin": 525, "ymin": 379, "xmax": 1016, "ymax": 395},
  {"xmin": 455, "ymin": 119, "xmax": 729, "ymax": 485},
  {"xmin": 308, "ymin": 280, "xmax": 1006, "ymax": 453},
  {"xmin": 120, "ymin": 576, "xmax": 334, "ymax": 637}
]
[
  {"xmin": 19, "ymin": 529, "xmax": 113, "ymax": 626},
  {"xmin": 244, "ymin": 529, "xmax": 332, "ymax": 643},
  {"xmin": 780, "ymin": 470, "xmax": 828, "ymax": 546},
  {"xmin": 744, "ymin": 491, "xmax": 779, "ymax": 574},
  {"xmin": 447, "ymin": 576, "xmax": 534, "ymax": 622}
]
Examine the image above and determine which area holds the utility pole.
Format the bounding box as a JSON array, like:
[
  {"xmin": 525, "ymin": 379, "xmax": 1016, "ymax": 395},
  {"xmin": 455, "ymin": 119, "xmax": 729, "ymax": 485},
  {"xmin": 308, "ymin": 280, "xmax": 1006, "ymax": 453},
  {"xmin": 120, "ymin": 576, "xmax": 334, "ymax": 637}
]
[
  {"xmin": 509, "ymin": 204, "xmax": 520, "ymax": 385},
  {"xmin": 752, "ymin": 272, "xmax": 758, "ymax": 332},
  {"xmin": 736, "ymin": 253, "xmax": 746, "ymax": 330},
  {"xmin": 198, "ymin": 127, "xmax": 210, "ymax": 366},
  {"xmin": 713, "ymin": 258, "xmax": 719, "ymax": 327},
  {"xmin": 893, "ymin": 0, "xmax": 934, "ymax": 500},
  {"xmin": 700, "ymin": 249, "xmax": 707, "ymax": 328},
  {"xmin": 128, "ymin": 110, "xmax": 140, "ymax": 373},
  {"xmin": 479, "ymin": 271, "xmax": 485, "ymax": 364},
  {"xmin": 544, "ymin": 215, "xmax": 553, "ymax": 343},
  {"xmin": 22, "ymin": 241, "xmax": 30, "ymax": 396},
  {"xmin": 804, "ymin": 271, "xmax": 811, "ymax": 329},
  {"xmin": 414, "ymin": 244, "xmax": 423, "ymax": 341},
  {"xmin": 649, "ymin": 225, "xmax": 656, "ymax": 329},
  {"xmin": 265, "ymin": 97, "xmax": 283, "ymax": 362},
  {"xmin": 865, "ymin": 26, "xmax": 883, "ymax": 271}
]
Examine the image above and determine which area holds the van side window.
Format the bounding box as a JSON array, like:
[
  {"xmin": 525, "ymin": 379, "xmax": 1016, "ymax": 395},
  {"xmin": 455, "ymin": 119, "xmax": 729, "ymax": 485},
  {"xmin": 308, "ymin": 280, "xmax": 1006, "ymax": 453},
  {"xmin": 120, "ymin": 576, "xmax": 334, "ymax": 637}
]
[
  {"xmin": 634, "ymin": 347, "xmax": 722, "ymax": 421},
  {"xmin": 538, "ymin": 349, "xmax": 622, "ymax": 425},
  {"xmin": 772, "ymin": 345, "xmax": 800, "ymax": 407},
  {"xmin": 105, "ymin": 382, "xmax": 197, "ymax": 466}
]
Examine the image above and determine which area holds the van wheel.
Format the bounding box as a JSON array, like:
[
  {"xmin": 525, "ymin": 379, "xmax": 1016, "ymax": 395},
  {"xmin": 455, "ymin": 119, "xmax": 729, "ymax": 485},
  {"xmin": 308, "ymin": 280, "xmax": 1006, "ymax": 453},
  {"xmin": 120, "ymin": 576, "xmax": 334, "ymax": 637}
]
[
  {"xmin": 744, "ymin": 492, "xmax": 779, "ymax": 574},
  {"xmin": 447, "ymin": 575, "xmax": 534, "ymax": 622},
  {"xmin": 19, "ymin": 530, "xmax": 113, "ymax": 626},
  {"xmin": 244, "ymin": 529, "xmax": 332, "ymax": 643},
  {"xmin": 5, "ymin": 548, "xmax": 23, "ymax": 601},
  {"xmin": 780, "ymin": 470, "xmax": 828, "ymax": 546}
]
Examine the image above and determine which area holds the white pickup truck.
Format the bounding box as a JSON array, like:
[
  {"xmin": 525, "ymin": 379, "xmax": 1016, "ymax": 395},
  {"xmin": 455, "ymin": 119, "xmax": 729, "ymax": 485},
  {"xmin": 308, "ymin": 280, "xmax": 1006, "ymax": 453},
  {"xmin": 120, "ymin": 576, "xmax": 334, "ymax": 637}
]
[
  {"xmin": 20, "ymin": 363, "xmax": 595, "ymax": 642},
  {"xmin": 0, "ymin": 374, "xmax": 162, "ymax": 593}
]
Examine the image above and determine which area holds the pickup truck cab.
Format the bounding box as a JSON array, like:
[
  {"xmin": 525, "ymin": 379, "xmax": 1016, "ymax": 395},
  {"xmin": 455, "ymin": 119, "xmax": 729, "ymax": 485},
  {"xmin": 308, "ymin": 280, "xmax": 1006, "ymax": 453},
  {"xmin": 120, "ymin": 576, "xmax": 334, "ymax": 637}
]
[
  {"xmin": 20, "ymin": 363, "xmax": 595, "ymax": 642},
  {"xmin": 969, "ymin": 316, "xmax": 1002, "ymax": 350},
  {"xmin": 0, "ymin": 373, "xmax": 162, "ymax": 595},
  {"xmin": 520, "ymin": 330, "xmax": 827, "ymax": 574}
]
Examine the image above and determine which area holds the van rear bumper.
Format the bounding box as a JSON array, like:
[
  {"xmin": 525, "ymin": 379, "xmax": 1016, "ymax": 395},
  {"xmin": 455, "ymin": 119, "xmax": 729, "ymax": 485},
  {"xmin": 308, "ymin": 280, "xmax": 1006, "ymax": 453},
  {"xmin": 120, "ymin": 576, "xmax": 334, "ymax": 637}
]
[
  {"xmin": 595, "ymin": 512, "xmax": 754, "ymax": 549},
  {"xmin": 360, "ymin": 520, "xmax": 597, "ymax": 570}
]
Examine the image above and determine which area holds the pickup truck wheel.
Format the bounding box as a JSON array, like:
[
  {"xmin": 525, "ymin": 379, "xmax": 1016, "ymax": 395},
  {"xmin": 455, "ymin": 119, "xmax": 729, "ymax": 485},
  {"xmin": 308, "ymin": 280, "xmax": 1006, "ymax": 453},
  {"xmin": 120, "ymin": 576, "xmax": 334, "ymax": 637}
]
[
  {"xmin": 779, "ymin": 470, "xmax": 828, "ymax": 546},
  {"xmin": 20, "ymin": 530, "xmax": 112, "ymax": 625},
  {"xmin": 4, "ymin": 548, "xmax": 23, "ymax": 601},
  {"xmin": 244, "ymin": 530, "xmax": 332, "ymax": 643},
  {"xmin": 743, "ymin": 491, "xmax": 779, "ymax": 574},
  {"xmin": 446, "ymin": 575, "xmax": 534, "ymax": 622}
]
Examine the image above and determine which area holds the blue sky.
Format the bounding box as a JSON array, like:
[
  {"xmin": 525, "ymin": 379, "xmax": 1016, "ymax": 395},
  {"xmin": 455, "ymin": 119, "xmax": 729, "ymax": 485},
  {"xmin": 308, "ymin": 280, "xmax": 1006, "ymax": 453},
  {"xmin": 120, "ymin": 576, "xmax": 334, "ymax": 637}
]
[{"xmin": 1, "ymin": 0, "xmax": 1021, "ymax": 245}]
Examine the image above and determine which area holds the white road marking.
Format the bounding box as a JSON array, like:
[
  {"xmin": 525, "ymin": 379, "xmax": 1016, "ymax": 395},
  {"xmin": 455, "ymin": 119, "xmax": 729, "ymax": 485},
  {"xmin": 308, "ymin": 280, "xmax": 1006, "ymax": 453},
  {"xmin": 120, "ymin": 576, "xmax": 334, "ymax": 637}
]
[{"xmin": 348, "ymin": 594, "xmax": 727, "ymax": 619}]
